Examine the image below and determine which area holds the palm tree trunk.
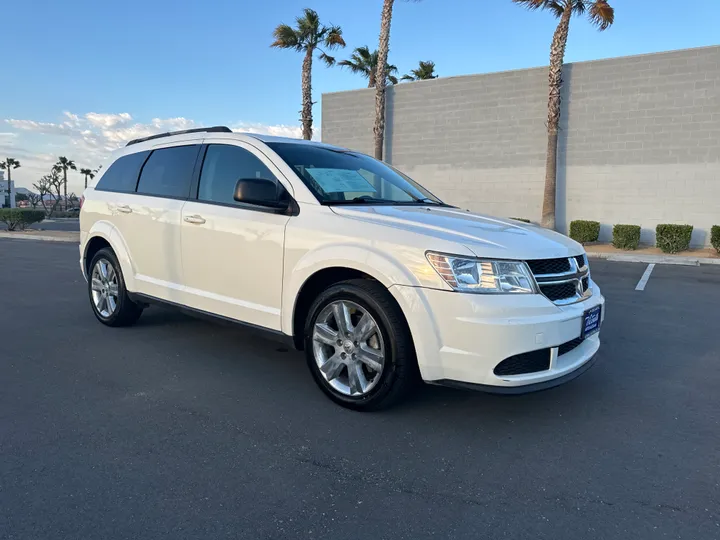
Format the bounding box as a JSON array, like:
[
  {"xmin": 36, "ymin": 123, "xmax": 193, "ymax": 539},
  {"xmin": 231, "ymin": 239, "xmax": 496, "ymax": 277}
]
[
  {"xmin": 301, "ymin": 47, "xmax": 314, "ymax": 140},
  {"xmin": 373, "ymin": 0, "xmax": 394, "ymax": 160},
  {"xmin": 6, "ymin": 168, "xmax": 12, "ymax": 208},
  {"xmin": 368, "ymin": 70, "xmax": 376, "ymax": 88},
  {"xmin": 84, "ymin": 175, "xmax": 88, "ymax": 189},
  {"xmin": 542, "ymin": 7, "xmax": 572, "ymax": 231},
  {"xmin": 63, "ymin": 168, "xmax": 68, "ymax": 210}
]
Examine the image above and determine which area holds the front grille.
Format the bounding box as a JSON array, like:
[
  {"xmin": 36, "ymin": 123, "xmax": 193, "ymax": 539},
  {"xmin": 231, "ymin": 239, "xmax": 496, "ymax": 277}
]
[
  {"xmin": 526, "ymin": 255, "xmax": 591, "ymax": 305},
  {"xmin": 558, "ymin": 337, "xmax": 584, "ymax": 356},
  {"xmin": 526, "ymin": 258, "xmax": 571, "ymax": 275},
  {"xmin": 494, "ymin": 349, "xmax": 550, "ymax": 376},
  {"xmin": 541, "ymin": 282, "xmax": 578, "ymax": 302}
]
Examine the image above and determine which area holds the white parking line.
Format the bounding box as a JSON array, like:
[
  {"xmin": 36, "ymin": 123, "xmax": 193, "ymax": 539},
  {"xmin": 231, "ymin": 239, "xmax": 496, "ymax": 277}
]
[{"xmin": 635, "ymin": 263, "xmax": 656, "ymax": 291}]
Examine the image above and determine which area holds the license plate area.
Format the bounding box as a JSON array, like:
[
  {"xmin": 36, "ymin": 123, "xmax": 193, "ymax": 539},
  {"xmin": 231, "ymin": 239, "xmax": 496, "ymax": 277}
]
[{"xmin": 581, "ymin": 305, "xmax": 602, "ymax": 339}]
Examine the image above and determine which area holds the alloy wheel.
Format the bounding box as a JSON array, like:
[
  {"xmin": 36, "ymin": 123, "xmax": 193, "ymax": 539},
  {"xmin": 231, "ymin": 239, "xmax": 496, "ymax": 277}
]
[{"xmin": 312, "ymin": 300, "xmax": 385, "ymax": 397}]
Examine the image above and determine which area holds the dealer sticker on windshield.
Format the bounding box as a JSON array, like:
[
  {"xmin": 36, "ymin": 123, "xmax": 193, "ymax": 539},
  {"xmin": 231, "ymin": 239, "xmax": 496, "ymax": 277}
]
[{"xmin": 305, "ymin": 168, "xmax": 377, "ymax": 193}]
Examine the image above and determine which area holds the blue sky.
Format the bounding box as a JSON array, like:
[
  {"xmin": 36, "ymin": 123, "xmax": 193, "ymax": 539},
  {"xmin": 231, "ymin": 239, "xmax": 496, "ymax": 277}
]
[{"xmin": 2, "ymin": 0, "xmax": 719, "ymax": 192}]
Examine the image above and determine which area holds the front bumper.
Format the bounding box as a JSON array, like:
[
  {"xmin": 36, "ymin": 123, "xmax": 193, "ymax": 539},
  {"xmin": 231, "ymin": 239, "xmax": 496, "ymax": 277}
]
[{"xmin": 390, "ymin": 280, "xmax": 605, "ymax": 391}]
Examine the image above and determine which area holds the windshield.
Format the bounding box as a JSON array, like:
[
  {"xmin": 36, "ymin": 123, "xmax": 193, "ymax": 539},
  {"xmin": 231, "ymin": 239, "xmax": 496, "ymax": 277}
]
[{"xmin": 266, "ymin": 142, "xmax": 447, "ymax": 206}]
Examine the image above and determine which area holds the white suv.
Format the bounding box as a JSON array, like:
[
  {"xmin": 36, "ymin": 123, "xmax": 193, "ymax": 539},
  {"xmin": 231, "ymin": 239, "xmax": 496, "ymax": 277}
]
[{"xmin": 80, "ymin": 127, "xmax": 604, "ymax": 410}]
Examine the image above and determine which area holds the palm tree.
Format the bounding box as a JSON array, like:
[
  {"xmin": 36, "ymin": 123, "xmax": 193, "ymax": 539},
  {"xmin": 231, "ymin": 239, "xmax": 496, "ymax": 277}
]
[
  {"xmin": 80, "ymin": 168, "xmax": 95, "ymax": 189},
  {"xmin": 54, "ymin": 156, "xmax": 77, "ymax": 209},
  {"xmin": 512, "ymin": 0, "xmax": 614, "ymax": 229},
  {"xmin": 401, "ymin": 60, "xmax": 437, "ymax": 81},
  {"xmin": 339, "ymin": 46, "xmax": 399, "ymax": 87},
  {"xmin": 0, "ymin": 158, "xmax": 20, "ymax": 207},
  {"xmin": 373, "ymin": 0, "xmax": 421, "ymax": 160},
  {"xmin": 271, "ymin": 8, "xmax": 345, "ymax": 140}
]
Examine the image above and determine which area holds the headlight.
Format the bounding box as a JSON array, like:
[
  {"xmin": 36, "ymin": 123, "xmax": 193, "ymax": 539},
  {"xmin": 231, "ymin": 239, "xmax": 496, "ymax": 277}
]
[{"xmin": 426, "ymin": 252, "xmax": 537, "ymax": 294}]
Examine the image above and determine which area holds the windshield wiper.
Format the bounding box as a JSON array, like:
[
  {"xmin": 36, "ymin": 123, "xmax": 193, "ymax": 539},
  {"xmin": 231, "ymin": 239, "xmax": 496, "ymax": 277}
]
[{"xmin": 322, "ymin": 196, "xmax": 395, "ymax": 206}]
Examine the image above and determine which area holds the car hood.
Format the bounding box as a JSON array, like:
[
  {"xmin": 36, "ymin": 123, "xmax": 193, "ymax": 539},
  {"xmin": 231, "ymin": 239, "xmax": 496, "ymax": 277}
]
[{"xmin": 329, "ymin": 205, "xmax": 583, "ymax": 259}]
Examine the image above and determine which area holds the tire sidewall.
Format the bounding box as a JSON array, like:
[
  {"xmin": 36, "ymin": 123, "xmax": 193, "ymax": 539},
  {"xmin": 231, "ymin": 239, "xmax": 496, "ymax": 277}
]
[
  {"xmin": 304, "ymin": 283, "xmax": 402, "ymax": 409},
  {"xmin": 88, "ymin": 248, "xmax": 130, "ymax": 325}
]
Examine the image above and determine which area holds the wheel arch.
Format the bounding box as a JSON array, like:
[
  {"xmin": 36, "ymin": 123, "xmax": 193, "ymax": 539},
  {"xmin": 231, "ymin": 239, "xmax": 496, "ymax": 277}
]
[{"xmin": 83, "ymin": 221, "xmax": 136, "ymax": 291}]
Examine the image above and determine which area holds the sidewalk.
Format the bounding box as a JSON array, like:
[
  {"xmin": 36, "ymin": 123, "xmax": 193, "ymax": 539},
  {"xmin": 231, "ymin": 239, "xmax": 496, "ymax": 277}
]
[
  {"xmin": 0, "ymin": 230, "xmax": 79, "ymax": 243},
  {"xmin": 585, "ymin": 244, "xmax": 720, "ymax": 266}
]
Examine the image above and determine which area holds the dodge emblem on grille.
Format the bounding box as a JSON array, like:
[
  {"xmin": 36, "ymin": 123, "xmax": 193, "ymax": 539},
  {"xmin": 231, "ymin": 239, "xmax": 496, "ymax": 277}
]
[{"xmin": 576, "ymin": 279, "xmax": 585, "ymax": 295}]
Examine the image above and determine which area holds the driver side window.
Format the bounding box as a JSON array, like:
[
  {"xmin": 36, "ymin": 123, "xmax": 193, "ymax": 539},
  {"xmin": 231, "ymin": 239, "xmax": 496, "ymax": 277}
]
[{"xmin": 198, "ymin": 145, "xmax": 281, "ymax": 206}]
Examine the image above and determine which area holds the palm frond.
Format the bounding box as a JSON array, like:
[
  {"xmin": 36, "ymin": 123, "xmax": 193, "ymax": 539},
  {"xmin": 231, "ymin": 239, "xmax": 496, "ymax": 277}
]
[
  {"xmin": 400, "ymin": 74, "xmax": 415, "ymax": 82},
  {"xmin": 338, "ymin": 59, "xmax": 367, "ymax": 75},
  {"xmin": 388, "ymin": 75, "xmax": 399, "ymax": 85},
  {"xmin": 271, "ymin": 24, "xmax": 301, "ymax": 49},
  {"xmin": 587, "ymin": 0, "xmax": 614, "ymax": 30},
  {"xmin": 317, "ymin": 51, "xmax": 336, "ymax": 67},
  {"xmin": 324, "ymin": 26, "xmax": 345, "ymax": 49},
  {"xmin": 512, "ymin": 0, "xmax": 564, "ymax": 16},
  {"xmin": 297, "ymin": 8, "xmax": 320, "ymax": 42}
]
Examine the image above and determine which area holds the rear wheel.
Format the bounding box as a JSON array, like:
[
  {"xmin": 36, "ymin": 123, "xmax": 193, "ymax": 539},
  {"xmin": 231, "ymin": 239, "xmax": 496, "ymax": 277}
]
[
  {"xmin": 304, "ymin": 279, "xmax": 416, "ymax": 411},
  {"xmin": 88, "ymin": 248, "xmax": 143, "ymax": 327}
]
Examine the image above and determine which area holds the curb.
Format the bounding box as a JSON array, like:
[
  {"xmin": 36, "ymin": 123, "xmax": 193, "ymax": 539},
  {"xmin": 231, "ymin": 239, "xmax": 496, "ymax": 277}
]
[
  {"xmin": 586, "ymin": 251, "xmax": 720, "ymax": 266},
  {"xmin": 0, "ymin": 232, "xmax": 79, "ymax": 243}
]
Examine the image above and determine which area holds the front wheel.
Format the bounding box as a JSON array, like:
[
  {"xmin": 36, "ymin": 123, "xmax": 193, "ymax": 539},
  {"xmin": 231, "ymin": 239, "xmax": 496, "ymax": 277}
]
[
  {"xmin": 304, "ymin": 279, "xmax": 416, "ymax": 411},
  {"xmin": 88, "ymin": 247, "xmax": 143, "ymax": 327}
]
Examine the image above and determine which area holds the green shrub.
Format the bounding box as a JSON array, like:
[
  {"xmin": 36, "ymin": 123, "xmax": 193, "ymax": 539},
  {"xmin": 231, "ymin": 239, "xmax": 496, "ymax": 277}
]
[
  {"xmin": 612, "ymin": 224, "xmax": 641, "ymax": 250},
  {"xmin": 711, "ymin": 225, "xmax": 720, "ymax": 254},
  {"xmin": 569, "ymin": 220, "xmax": 600, "ymax": 244},
  {"xmin": 0, "ymin": 209, "xmax": 45, "ymax": 231},
  {"xmin": 655, "ymin": 224, "xmax": 693, "ymax": 253},
  {"xmin": 510, "ymin": 217, "xmax": 531, "ymax": 223}
]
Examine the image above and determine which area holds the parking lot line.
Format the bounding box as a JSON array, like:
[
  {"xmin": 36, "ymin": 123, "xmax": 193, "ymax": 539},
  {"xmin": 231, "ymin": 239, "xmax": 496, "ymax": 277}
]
[{"xmin": 635, "ymin": 263, "xmax": 656, "ymax": 291}]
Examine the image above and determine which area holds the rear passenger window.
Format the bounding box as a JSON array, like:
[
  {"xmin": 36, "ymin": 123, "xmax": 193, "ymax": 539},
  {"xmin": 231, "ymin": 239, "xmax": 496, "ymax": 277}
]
[
  {"xmin": 95, "ymin": 151, "xmax": 150, "ymax": 193},
  {"xmin": 198, "ymin": 145, "xmax": 280, "ymax": 206},
  {"xmin": 136, "ymin": 145, "xmax": 200, "ymax": 199}
]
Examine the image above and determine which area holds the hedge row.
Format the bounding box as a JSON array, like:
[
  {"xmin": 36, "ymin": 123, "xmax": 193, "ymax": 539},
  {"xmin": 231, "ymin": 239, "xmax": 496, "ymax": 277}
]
[
  {"xmin": 0, "ymin": 209, "xmax": 45, "ymax": 231},
  {"xmin": 568, "ymin": 220, "xmax": 720, "ymax": 253}
]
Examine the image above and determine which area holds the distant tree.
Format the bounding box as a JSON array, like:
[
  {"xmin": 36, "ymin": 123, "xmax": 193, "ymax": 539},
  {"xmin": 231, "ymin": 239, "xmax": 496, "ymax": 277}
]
[
  {"xmin": 271, "ymin": 8, "xmax": 346, "ymax": 140},
  {"xmin": 0, "ymin": 157, "xmax": 21, "ymax": 207},
  {"xmin": 54, "ymin": 157, "xmax": 76, "ymax": 208},
  {"xmin": 512, "ymin": 0, "xmax": 614, "ymax": 229},
  {"xmin": 339, "ymin": 46, "xmax": 399, "ymax": 87},
  {"xmin": 79, "ymin": 168, "xmax": 95, "ymax": 189},
  {"xmin": 67, "ymin": 192, "xmax": 79, "ymax": 208},
  {"xmin": 401, "ymin": 60, "xmax": 438, "ymax": 81},
  {"xmin": 27, "ymin": 192, "xmax": 42, "ymax": 209},
  {"xmin": 15, "ymin": 193, "xmax": 29, "ymax": 202}
]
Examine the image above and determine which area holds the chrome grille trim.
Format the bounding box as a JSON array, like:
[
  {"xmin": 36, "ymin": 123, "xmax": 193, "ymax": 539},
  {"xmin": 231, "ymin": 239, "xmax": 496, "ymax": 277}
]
[{"xmin": 526, "ymin": 255, "xmax": 592, "ymax": 305}]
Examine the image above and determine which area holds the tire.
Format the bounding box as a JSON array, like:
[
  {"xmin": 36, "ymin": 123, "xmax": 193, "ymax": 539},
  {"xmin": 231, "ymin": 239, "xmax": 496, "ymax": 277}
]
[
  {"xmin": 88, "ymin": 247, "xmax": 143, "ymax": 327},
  {"xmin": 304, "ymin": 279, "xmax": 417, "ymax": 411}
]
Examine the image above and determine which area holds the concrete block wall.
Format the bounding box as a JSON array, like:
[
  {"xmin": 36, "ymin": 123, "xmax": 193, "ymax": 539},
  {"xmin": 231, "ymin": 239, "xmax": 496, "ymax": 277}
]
[{"xmin": 322, "ymin": 46, "xmax": 720, "ymax": 247}]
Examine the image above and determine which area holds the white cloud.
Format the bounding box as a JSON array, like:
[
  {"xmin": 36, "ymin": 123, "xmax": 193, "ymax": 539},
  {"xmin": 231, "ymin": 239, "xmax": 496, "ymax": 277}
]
[
  {"xmin": 232, "ymin": 122, "xmax": 304, "ymax": 139},
  {"xmin": 85, "ymin": 112, "xmax": 133, "ymax": 128},
  {"xmin": 2, "ymin": 111, "xmax": 307, "ymax": 191}
]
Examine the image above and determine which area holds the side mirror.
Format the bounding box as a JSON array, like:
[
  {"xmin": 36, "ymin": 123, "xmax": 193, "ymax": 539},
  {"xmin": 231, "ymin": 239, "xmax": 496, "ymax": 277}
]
[{"xmin": 233, "ymin": 178, "xmax": 284, "ymax": 208}]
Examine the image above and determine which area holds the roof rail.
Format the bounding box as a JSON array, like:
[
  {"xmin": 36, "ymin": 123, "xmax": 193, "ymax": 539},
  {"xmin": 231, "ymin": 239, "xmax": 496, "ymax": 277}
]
[{"xmin": 126, "ymin": 126, "xmax": 233, "ymax": 146}]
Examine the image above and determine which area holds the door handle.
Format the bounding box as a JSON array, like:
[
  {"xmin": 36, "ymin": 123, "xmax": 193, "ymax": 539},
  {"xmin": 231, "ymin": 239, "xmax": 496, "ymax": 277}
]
[
  {"xmin": 116, "ymin": 204, "xmax": 132, "ymax": 214},
  {"xmin": 184, "ymin": 215, "xmax": 206, "ymax": 225}
]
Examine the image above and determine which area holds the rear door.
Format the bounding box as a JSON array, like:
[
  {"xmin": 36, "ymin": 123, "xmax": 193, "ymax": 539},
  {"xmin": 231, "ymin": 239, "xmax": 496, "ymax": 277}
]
[
  {"xmin": 124, "ymin": 143, "xmax": 201, "ymax": 301},
  {"xmin": 180, "ymin": 142, "xmax": 291, "ymax": 330}
]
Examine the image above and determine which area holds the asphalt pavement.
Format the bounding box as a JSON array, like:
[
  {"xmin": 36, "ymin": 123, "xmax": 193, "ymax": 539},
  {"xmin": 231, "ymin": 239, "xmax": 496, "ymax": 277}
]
[
  {"xmin": 1, "ymin": 238, "xmax": 718, "ymax": 540},
  {"xmin": 30, "ymin": 218, "xmax": 80, "ymax": 232}
]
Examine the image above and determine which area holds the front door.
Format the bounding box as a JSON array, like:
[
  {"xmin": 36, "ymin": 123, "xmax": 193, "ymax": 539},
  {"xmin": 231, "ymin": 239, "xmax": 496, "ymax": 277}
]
[{"xmin": 180, "ymin": 143, "xmax": 291, "ymax": 330}]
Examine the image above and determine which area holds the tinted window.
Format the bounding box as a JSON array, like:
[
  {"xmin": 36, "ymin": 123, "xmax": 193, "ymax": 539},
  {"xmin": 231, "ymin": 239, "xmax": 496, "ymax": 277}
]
[
  {"xmin": 136, "ymin": 145, "xmax": 200, "ymax": 199},
  {"xmin": 198, "ymin": 144, "xmax": 280, "ymax": 205},
  {"xmin": 95, "ymin": 151, "xmax": 149, "ymax": 193},
  {"xmin": 265, "ymin": 142, "xmax": 443, "ymax": 206}
]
